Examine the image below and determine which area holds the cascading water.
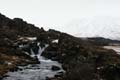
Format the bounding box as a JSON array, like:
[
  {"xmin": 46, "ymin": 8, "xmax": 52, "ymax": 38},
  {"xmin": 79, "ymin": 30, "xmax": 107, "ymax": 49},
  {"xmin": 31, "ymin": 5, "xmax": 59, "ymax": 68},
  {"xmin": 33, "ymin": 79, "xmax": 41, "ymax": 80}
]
[{"xmin": 3, "ymin": 41, "xmax": 64, "ymax": 80}]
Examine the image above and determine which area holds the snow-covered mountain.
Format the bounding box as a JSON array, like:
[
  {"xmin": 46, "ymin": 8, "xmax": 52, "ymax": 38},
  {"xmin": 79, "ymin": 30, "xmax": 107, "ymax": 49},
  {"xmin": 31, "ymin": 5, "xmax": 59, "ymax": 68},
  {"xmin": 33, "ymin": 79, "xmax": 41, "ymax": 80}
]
[{"xmin": 61, "ymin": 16, "xmax": 120, "ymax": 40}]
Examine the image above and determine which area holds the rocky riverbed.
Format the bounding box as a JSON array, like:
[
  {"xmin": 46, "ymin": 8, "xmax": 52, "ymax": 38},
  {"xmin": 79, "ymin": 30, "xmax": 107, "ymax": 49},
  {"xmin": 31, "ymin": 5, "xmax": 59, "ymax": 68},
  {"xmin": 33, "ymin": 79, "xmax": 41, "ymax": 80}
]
[{"xmin": 3, "ymin": 49, "xmax": 64, "ymax": 80}]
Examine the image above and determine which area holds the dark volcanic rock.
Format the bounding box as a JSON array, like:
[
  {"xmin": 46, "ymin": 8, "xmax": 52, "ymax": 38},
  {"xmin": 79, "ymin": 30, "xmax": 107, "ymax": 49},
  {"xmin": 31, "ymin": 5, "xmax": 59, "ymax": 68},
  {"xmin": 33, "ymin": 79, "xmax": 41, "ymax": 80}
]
[{"xmin": 51, "ymin": 65, "xmax": 61, "ymax": 71}]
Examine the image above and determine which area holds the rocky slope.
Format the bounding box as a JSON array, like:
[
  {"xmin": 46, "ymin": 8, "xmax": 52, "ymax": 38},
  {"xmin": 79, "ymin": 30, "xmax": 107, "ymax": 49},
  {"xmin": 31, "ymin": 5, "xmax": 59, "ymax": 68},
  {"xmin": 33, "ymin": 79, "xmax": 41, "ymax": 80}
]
[
  {"xmin": 43, "ymin": 32, "xmax": 120, "ymax": 80},
  {"xmin": 0, "ymin": 13, "xmax": 120, "ymax": 80},
  {"xmin": 0, "ymin": 13, "xmax": 45, "ymax": 78}
]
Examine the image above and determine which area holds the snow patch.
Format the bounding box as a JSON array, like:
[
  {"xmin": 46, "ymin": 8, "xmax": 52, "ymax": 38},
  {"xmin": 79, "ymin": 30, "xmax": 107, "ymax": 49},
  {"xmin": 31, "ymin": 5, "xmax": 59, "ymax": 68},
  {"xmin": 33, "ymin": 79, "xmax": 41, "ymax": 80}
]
[
  {"xmin": 52, "ymin": 39, "xmax": 59, "ymax": 43},
  {"xmin": 18, "ymin": 37, "xmax": 37, "ymax": 41}
]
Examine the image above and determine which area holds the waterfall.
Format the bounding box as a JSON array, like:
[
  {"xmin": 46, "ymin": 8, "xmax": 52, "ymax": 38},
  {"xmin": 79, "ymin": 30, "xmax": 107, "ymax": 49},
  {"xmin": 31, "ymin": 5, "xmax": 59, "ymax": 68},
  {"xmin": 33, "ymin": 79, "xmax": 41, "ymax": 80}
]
[
  {"xmin": 37, "ymin": 44, "xmax": 49, "ymax": 61},
  {"xmin": 3, "ymin": 40, "xmax": 65, "ymax": 80},
  {"xmin": 30, "ymin": 49, "xmax": 36, "ymax": 58},
  {"xmin": 30, "ymin": 43, "xmax": 49, "ymax": 62}
]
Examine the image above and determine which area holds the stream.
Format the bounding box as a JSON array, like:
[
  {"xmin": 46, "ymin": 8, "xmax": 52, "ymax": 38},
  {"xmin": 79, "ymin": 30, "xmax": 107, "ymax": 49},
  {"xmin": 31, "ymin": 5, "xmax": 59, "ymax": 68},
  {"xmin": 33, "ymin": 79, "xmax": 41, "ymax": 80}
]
[{"xmin": 3, "ymin": 42, "xmax": 64, "ymax": 80}]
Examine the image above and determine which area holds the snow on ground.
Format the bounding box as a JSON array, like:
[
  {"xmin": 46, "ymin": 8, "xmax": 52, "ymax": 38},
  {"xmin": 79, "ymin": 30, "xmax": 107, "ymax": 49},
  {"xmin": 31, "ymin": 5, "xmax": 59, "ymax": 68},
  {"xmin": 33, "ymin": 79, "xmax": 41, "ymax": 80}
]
[{"xmin": 52, "ymin": 39, "xmax": 59, "ymax": 43}]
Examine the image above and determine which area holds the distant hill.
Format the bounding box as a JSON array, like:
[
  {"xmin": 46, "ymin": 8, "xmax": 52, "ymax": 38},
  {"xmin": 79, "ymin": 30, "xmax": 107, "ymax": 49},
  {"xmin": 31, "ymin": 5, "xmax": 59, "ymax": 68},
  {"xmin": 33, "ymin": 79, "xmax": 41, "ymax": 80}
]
[{"xmin": 88, "ymin": 37, "xmax": 120, "ymax": 46}]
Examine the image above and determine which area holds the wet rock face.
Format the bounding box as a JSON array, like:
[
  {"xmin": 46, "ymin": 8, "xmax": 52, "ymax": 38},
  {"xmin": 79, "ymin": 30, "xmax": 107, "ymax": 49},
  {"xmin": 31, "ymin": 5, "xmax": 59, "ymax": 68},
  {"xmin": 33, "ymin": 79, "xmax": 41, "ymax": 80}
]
[{"xmin": 51, "ymin": 65, "xmax": 61, "ymax": 71}]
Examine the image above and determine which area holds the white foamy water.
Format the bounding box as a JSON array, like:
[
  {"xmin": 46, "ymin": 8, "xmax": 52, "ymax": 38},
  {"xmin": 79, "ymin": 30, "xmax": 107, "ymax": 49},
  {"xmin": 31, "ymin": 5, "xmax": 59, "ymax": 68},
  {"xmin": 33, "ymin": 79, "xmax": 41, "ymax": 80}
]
[{"xmin": 3, "ymin": 43, "xmax": 64, "ymax": 80}]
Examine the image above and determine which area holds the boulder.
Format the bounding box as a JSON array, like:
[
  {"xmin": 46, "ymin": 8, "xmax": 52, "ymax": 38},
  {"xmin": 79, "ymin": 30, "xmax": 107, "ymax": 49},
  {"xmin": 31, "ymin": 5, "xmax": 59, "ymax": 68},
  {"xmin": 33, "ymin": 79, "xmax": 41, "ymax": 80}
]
[{"xmin": 51, "ymin": 65, "xmax": 61, "ymax": 71}]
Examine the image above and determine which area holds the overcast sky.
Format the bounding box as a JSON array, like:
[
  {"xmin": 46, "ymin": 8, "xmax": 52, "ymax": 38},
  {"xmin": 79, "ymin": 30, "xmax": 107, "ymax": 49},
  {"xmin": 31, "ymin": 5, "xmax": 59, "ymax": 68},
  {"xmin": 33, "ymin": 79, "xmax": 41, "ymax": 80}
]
[{"xmin": 0, "ymin": 0, "xmax": 120, "ymax": 38}]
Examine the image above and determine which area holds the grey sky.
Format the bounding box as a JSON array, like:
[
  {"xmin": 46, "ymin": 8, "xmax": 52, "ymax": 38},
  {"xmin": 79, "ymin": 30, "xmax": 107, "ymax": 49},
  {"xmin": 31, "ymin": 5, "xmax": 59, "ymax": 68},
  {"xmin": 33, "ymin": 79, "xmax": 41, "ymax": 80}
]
[
  {"xmin": 0, "ymin": 0, "xmax": 120, "ymax": 38},
  {"xmin": 0, "ymin": 0, "xmax": 95, "ymax": 27}
]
